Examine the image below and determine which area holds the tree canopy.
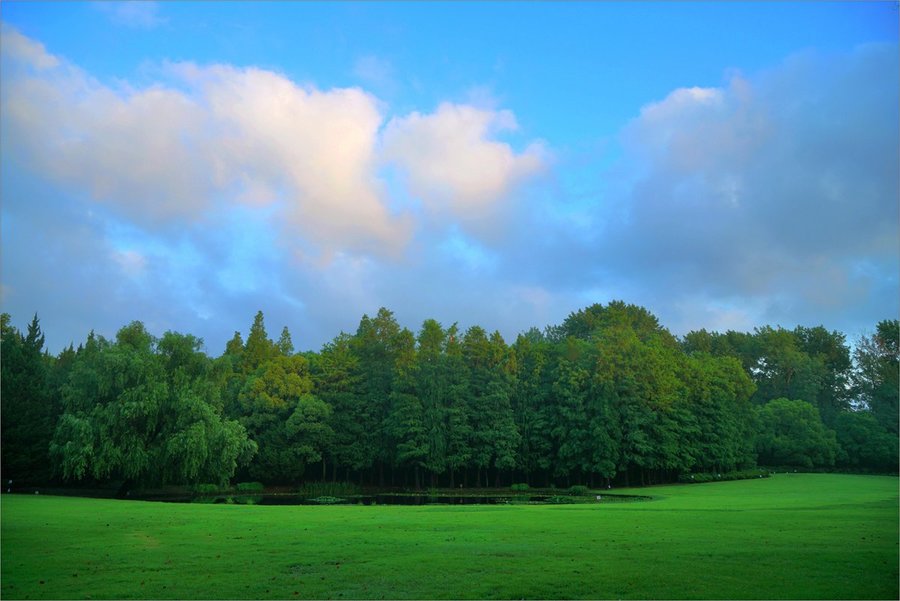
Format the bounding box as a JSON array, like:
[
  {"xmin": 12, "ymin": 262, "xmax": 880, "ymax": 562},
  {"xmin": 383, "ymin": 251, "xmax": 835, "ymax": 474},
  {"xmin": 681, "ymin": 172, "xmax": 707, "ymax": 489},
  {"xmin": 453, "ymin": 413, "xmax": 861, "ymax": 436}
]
[{"xmin": 3, "ymin": 304, "xmax": 896, "ymax": 489}]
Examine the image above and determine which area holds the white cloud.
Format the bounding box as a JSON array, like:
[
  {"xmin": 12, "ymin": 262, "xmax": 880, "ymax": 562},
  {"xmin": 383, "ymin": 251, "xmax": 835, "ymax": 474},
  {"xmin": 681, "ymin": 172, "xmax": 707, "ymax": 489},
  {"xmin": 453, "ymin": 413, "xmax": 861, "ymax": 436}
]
[
  {"xmin": 2, "ymin": 28, "xmax": 550, "ymax": 257},
  {"xmin": 112, "ymin": 249, "xmax": 148, "ymax": 277},
  {"xmin": 0, "ymin": 26, "xmax": 59, "ymax": 70},
  {"xmin": 382, "ymin": 102, "xmax": 549, "ymax": 221},
  {"xmin": 4, "ymin": 24, "xmax": 892, "ymax": 357},
  {"xmin": 94, "ymin": 2, "xmax": 166, "ymax": 29},
  {"xmin": 1, "ymin": 38, "xmax": 212, "ymax": 225},
  {"xmin": 580, "ymin": 43, "xmax": 899, "ymax": 334},
  {"xmin": 175, "ymin": 63, "xmax": 412, "ymax": 256},
  {"xmin": 352, "ymin": 55, "xmax": 395, "ymax": 91},
  {"xmin": 1, "ymin": 31, "xmax": 412, "ymax": 256}
]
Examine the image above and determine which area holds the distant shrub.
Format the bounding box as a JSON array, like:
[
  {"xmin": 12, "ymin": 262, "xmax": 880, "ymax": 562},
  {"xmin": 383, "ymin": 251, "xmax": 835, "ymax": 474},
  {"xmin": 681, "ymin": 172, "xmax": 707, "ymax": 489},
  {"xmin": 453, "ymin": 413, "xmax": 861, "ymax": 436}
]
[
  {"xmin": 195, "ymin": 496, "xmax": 235, "ymax": 504},
  {"xmin": 234, "ymin": 495, "xmax": 262, "ymax": 505},
  {"xmin": 298, "ymin": 482, "xmax": 359, "ymax": 498},
  {"xmin": 546, "ymin": 495, "xmax": 577, "ymax": 504},
  {"xmin": 678, "ymin": 469, "xmax": 770, "ymax": 484},
  {"xmin": 510, "ymin": 483, "xmax": 530, "ymax": 492},
  {"xmin": 194, "ymin": 483, "xmax": 225, "ymax": 495},
  {"xmin": 309, "ymin": 496, "xmax": 346, "ymax": 505},
  {"xmin": 568, "ymin": 485, "xmax": 589, "ymax": 496},
  {"xmin": 236, "ymin": 482, "xmax": 265, "ymax": 493}
]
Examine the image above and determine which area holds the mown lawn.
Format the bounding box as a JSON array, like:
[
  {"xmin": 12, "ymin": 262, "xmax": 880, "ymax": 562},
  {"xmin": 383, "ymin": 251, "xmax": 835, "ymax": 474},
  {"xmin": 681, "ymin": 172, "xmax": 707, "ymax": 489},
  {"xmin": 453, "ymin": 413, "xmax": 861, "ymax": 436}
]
[{"xmin": 1, "ymin": 473, "xmax": 897, "ymax": 599}]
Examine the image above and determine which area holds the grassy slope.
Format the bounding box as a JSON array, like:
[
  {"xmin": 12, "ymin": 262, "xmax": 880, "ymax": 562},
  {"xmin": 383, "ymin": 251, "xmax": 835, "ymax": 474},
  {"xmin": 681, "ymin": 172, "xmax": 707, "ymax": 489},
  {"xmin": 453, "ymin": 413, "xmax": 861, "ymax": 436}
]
[{"xmin": 1, "ymin": 474, "xmax": 897, "ymax": 600}]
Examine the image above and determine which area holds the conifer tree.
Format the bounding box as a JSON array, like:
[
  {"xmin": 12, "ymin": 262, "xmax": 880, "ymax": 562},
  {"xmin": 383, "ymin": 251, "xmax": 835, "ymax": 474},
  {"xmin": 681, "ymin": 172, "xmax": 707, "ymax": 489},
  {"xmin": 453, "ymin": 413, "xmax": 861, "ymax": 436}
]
[{"xmin": 278, "ymin": 326, "xmax": 295, "ymax": 356}]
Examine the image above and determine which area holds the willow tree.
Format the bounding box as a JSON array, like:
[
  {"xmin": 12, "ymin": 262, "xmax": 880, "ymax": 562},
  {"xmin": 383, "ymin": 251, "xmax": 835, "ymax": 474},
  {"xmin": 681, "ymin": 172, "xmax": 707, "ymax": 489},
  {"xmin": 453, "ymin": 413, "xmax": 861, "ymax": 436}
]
[{"xmin": 50, "ymin": 322, "xmax": 256, "ymax": 486}]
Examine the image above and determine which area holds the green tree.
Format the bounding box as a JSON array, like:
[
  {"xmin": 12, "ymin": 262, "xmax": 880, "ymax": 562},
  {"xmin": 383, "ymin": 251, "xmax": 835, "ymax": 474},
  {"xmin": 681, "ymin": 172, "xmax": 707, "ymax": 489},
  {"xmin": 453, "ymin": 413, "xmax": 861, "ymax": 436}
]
[
  {"xmin": 793, "ymin": 326, "xmax": 852, "ymax": 426},
  {"xmin": 833, "ymin": 411, "xmax": 898, "ymax": 471},
  {"xmin": 755, "ymin": 398, "xmax": 838, "ymax": 468},
  {"xmin": 442, "ymin": 323, "xmax": 472, "ymax": 487},
  {"xmin": 50, "ymin": 322, "xmax": 255, "ymax": 486},
  {"xmin": 311, "ymin": 333, "xmax": 366, "ymax": 481},
  {"xmin": 353, "ymin": 308, "xmax": 404, "ymax": 485},
  {"xmin": 383, "ymin": 326, "xmax": 427, "ymax": 487},
  {"xmin": 285, "ymin": 394, "xmax": 334, "ymax": 478},
  {"xmin": 415, "ymin": 320, "xmax": 449, "ymax": 483},
  {"xmin": 462, "ymin": 327, "xmax": 520, "ymax": 486},
  {"xmin": 277, "ymin": 326, "xmax": 295, "ymax": 356},
  {"xmin": 244, "ymin": 311, "xmax": 276, "ymax": 373},
  {"xmin": 549, "ymin": 353, "xmax": 591, "ymax": 484},
  {"xmin": 681, "ymin": 354, "xmax": 756, "ymax": 473},
  {"xmin": 750, "ymin": 327, "xmax": 825, "ymax": 408},
  {"xmin": 225, "ymin": 331, "xmax": 244, "ymax": 358},
  {"xmin": 1, "ymin": 314, "xmax": 57, "ymax": 484},
  {"xmin": 854, "ymin": 320, "xmax": 899, "ymax": 435},
  {"xmin": 511, "ymin": 333, "xmax": 553, "ymax": 485},
  {"xmin": 589, "ymin": 309, "xmax": 687, "ymax": 485},
  {"xmin": 237, "ymin": 354, "xmax": 320, "ymax": 482}
]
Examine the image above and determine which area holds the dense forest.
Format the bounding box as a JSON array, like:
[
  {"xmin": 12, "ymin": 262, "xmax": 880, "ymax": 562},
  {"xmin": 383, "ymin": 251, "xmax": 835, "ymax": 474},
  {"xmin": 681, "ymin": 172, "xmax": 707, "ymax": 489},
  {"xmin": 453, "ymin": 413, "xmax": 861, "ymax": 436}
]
[{"xmin": 2, "ymin": 302, "xmax": 897, "ymax": 490}]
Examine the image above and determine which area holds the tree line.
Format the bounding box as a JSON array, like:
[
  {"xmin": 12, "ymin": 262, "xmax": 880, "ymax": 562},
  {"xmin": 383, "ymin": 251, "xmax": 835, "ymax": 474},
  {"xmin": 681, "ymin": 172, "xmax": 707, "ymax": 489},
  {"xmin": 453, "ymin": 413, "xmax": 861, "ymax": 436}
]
[{"xmin": 2, "ymin": 302, "xmax": 896, "ymax": 490}]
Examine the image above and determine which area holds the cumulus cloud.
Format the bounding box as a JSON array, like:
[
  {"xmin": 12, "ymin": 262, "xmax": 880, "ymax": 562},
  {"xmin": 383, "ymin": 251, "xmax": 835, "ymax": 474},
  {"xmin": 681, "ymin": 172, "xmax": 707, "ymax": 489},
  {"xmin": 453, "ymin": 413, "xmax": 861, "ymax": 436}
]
[
  {"xmin": 382, "ymin": 103, "xmax": 549, "ymax": 226},
  {"xmin": 2, "ymin": 24, "xmax": 894, "ymax": 355},
  {"xmin": 1, "ymin": 30, "xmax": 412, "ymax": 255},
  {"xmin": 1, "ymin": 26, "xmax": 556, "ymax": 352},
  {"xmin": 0, "ymin": 27, "xmax": 59, "ymax": 70},
  {"xmin": 561, "ymin": 43, "xmax": 899, "ymax": 334},
  {"xmin": 2, "ymin": 28, "xmax": 550, "ymax": 258},
  {"xmin": 173, "ymin": 63, "xmax": 411, "ymax": 256},
  {"xmin": 2, "ymin": 31, "xmax": 217, "ymax": 225}
]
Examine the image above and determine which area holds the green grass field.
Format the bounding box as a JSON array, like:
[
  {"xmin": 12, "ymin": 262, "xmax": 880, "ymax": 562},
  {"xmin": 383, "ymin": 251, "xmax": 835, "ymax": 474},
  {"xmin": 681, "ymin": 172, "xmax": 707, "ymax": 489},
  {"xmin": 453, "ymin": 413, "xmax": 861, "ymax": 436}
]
[{"xmin": 1, "ymin": 473, "xmax": 897, "ymax": 599}]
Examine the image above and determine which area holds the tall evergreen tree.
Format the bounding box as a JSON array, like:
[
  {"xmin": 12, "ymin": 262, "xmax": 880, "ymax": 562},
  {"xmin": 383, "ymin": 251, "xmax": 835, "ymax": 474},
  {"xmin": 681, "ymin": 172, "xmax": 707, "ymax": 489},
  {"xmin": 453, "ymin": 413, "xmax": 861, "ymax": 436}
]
[
  {"xmin": 353, "ymin": 308, "xmax": 404, "ymax": 485},
  {"xmin": 416, "ymin": 320, "xmax": 449, "ymax": 483},
  {"xmin": 311, "ymin": 333, "xmax": 366, "ymax": 480},
  {"xmin": 277, "ymin": 326, "xmax": 295, "ymax": 356},
  {"xmin": 442, "ymin": 323, "xmax": 472, "ymax": 487},
  {"xmin": 511, "ymin": 333, "xmax": 553, "ymax": 485},
  {"xmin": 1, "ymin": 314, "xmax": 56, "ymax": 485},
  {"xmin": 244, "ymin": 311, "xmax": 275, "ymax": 373}
]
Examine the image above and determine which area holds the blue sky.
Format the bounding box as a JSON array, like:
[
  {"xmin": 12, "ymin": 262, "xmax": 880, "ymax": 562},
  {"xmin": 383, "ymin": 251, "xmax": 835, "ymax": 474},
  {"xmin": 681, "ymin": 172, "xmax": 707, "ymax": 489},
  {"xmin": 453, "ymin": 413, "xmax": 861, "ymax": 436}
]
[{"xmin": 1, "ymin": 2, "xmax": 897, "ymax": 354}]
